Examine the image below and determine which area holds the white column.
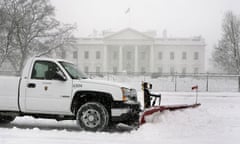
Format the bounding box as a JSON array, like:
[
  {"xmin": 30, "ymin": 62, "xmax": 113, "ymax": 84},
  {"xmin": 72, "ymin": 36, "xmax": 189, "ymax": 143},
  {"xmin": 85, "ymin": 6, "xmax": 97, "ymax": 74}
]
[
  {"xmin": 103, "ymin": 45, "xmax": 108, "ymax": 72},
  {"xmin": 134, "ymin": 45, "xmax": 138, "ymax": 73},
  {"xmin": 119, "ymin": 46, "xmax": 123, "ymax": 72},
  {"xmin": 150, "ymin": 45, "xmax": 154, "ymax": 73}
]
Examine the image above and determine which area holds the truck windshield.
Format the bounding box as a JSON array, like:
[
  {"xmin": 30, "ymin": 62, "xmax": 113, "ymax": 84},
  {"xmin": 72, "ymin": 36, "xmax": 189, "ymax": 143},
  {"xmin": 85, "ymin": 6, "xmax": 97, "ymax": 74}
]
[{"xmin": 59, "ymin": 61, "xmax": 88, "ymax": 79}]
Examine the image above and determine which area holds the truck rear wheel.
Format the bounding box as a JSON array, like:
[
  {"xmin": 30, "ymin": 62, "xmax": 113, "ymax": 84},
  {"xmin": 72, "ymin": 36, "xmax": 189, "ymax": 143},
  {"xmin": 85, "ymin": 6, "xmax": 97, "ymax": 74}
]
[
  {"xmin": 0, "ymin": 115, "xmax": 16, "ymax": 124},
  {"xmin": 76, "ymin": 102, "xmax": 109, "ymax": 131}
]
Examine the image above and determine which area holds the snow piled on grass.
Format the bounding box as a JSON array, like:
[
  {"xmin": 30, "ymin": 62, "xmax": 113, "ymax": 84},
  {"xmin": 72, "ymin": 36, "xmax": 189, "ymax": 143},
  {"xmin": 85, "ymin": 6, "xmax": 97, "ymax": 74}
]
[{"xmin": 1, "ymin": 92, "xmax": 240, "ymax": 144}]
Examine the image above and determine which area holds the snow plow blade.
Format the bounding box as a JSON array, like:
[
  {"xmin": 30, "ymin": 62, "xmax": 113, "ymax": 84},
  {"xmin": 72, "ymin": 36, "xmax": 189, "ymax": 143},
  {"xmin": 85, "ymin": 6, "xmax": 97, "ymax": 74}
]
[{"xmin": 139, "ymin": 103, "xmax": 201, "ymax": 125}]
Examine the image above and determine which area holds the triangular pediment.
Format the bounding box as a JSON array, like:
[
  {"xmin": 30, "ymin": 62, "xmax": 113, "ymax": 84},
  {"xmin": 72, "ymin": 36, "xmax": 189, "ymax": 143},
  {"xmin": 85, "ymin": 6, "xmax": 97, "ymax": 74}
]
[{"xmin": 104, "ymin": 28, "xmax": 153, "ymax": 40}]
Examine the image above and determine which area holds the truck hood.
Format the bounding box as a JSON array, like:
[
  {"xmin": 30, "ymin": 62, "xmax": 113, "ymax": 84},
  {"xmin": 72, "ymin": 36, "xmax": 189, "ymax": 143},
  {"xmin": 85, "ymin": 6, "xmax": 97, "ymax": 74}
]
[{"xmin": 77, "ymin": 78, "xmax": 132, "ymax": 88}]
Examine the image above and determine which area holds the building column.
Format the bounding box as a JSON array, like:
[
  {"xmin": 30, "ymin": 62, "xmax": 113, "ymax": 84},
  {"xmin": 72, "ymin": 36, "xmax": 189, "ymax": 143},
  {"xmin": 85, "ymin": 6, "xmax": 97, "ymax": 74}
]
[
  {"xmin": 150, "ymin": 45, "xmax": 154, "ymax": 73},
  {"xmin": 134, "ymin": 45, "xmax": 138, "ymax": 73},
  {"xmin": 103, "ymin": 45, "xmax": 108, "ymax": 72},
  {"xmin": 119, "ymin": 46, "xmax": 123, "ymax": 72}
]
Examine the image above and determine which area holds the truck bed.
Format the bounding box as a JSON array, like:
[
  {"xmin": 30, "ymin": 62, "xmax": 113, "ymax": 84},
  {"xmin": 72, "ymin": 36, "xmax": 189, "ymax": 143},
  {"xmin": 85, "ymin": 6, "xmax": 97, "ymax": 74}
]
[{"xmin": 0, "ymin": 76, "xmax": 20, "ymax": 111}]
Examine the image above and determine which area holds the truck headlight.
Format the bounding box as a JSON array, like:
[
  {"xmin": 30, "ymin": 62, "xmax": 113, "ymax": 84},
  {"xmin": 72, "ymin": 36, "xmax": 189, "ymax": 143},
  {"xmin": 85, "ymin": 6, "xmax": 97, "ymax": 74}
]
[
  {"xmin": 121, "ymin": 87, "xmax": 138, "ymax": 102},
  {"xmin": 121, "ymin": 87, "xmax": 131, "ymax": 101}
]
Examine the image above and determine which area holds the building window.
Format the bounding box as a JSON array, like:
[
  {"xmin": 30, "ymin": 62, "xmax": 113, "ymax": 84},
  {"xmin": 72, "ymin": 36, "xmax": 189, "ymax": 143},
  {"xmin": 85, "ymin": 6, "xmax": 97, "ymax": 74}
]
[
  {"xmin": 127, "ymin": 51, "xmax": 132, "ymax": 60},
  {"xmin": 194, "ymin": 52, "xmax": 199, "ymax": 60},
  {"xmin": 182, "ymin": 67, "xmax": 186, "ymax": 74},
  {"xmin": 113, "ymin": 67, "xmax": 118, "ymax": 73},
  {"xmin": 158, "ymin": 52, "xmax": 162, "ymax": 60},
  {"xmin": 84, "ymin": 51, "xmax": 89, "ymax": 59},
  {"xmin": 73, "ymin": 51, "xmax": 78, "ymax": 59},
  {"xmin": 170, "ymin": 52, "xmax": 174, "ymax": 60},
  {"xmin": 182, "ymin": 52, "xmax": 187, "ymax": 60},
  {"xmin": 84, "ymin": 66, "xmax": 89, "ymax": 73},
  {"xmin": 96, "ymin": 51, "xmax": 101, "ymax": 59},
  {"xmin": 96, "ymin": 66, "xmax": 100, "ymax": 73},
  {"xmin": 62, "ymin": 51, "xmax": 66, "ymax": 59},
  {"xmin": 170, "ymin": 67, "xmax": 175, "ymax": 74},
  {"xmin": 158, "ymin": 67, "xmax": 163, "ymax": 74},
  {"xmin": 194, "ymin": 67, "xmax": 199, "ymax": 74},
  {"xmin": 141, "ymin": 67, "xmax": 145, "ymax": 74}
]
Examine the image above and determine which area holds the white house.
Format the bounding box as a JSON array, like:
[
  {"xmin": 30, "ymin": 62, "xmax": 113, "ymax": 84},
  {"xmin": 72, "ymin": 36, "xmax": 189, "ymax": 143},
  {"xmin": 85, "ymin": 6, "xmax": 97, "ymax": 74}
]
[{"xmin": 62, "ymin": 28, "xmax": 205, "ymax": 74}]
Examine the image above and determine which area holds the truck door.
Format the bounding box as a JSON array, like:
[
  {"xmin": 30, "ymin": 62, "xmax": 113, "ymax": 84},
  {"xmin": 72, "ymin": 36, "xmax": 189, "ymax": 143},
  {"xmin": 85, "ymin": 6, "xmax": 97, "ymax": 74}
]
[{"xmin": 24, "ymin": 60, "xmax": 72, "ymax": 114}]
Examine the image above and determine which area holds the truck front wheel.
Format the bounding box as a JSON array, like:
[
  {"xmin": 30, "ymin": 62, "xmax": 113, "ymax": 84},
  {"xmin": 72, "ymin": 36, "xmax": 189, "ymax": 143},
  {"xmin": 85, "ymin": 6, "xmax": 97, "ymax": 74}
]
[
  {"xmin": 76, "ymin": 102, "xmax": 109, "ymax": 131},
  {"xmin": 0, "ymin": 115, "xmax": 16, "ymax": 124}
]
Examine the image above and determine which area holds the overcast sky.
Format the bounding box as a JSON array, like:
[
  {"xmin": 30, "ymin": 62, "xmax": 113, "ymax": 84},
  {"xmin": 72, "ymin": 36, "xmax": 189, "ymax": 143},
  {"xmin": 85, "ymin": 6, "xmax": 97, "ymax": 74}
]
[{"xmin": 51, "ymin": 0, "xmax": 240, "ymax": 69}]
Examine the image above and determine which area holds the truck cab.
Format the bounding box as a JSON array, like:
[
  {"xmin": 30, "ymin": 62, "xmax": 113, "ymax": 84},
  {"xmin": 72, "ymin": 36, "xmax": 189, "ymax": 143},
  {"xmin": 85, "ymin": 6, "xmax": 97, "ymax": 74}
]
[{"xmin": 0, "ymin": 57, "xmax": 140, "ymax": 131}]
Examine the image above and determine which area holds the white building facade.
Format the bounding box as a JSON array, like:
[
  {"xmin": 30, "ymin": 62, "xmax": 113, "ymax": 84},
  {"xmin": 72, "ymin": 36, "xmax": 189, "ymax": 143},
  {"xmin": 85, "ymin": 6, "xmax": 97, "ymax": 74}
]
[{"xmin": 64, "ymin": 28, "xmax": 205, "ymax": 74}]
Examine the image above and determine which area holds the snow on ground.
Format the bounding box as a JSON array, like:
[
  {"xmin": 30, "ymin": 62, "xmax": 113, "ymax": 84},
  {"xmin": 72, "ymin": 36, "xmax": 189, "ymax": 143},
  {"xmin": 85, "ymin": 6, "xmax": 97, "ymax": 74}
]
[{"xmin": 1, "ymin": 92, "xmax": 240, "ymax": 144}]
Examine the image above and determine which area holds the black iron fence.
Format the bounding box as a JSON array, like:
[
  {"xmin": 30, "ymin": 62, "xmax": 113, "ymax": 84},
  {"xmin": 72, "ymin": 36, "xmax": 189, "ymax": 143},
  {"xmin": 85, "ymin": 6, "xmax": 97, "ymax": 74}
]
[
  {"xmin": 1, "ymin": 71, "xmax": 239, "ymax": 92},
  {"xmin": 87, "ymin": 72, "xmax": 240, "ymax": 92}
]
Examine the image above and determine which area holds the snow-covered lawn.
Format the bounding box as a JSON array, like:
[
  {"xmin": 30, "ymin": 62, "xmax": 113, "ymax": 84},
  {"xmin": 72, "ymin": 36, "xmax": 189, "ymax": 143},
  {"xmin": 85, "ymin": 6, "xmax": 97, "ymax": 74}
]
[{"xmin": 1, "ymin": 92, "xmax": 240, "ymax": 144}]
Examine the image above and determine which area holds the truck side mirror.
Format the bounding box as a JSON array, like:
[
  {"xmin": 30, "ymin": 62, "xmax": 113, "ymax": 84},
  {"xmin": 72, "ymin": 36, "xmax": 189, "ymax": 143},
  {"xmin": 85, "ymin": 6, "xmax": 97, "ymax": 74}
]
[{"xmin": 55, "ymin": 71, "xmax": 67, "ymax": 81}]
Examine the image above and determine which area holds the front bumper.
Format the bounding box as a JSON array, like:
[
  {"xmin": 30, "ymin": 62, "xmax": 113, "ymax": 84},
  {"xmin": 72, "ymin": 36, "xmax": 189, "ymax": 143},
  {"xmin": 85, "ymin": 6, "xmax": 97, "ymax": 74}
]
[{"xmin": 111, "ymin": 101, "xmax": 141, "ymax": 124}]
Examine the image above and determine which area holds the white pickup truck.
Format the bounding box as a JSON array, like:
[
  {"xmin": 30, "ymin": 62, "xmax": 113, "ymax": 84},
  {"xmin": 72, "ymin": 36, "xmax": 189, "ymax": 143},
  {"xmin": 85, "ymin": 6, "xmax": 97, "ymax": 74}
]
[{"xmin": 0, "ymin": 57, "xmax": 140, "ymax": 131}]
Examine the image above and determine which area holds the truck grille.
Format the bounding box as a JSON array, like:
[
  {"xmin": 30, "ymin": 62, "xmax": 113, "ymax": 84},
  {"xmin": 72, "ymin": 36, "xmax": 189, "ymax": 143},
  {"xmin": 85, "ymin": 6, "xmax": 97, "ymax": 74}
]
[{"xmin": 129, "ymin": 89, "xmax": 138, "ymax": 102}]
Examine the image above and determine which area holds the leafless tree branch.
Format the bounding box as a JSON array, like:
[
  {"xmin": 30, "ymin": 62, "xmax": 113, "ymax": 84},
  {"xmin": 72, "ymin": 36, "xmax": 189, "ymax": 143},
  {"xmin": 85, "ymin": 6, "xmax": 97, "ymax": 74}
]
[{"xmin": 0, "ymin": 0, "xmax": 77, "ymax": 72}]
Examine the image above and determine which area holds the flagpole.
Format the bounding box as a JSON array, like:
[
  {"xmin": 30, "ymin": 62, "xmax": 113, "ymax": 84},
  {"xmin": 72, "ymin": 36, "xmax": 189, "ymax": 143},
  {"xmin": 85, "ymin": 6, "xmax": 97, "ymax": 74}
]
[
  {"xmin": 128, "ymin": 11, "xmax": 131, "ymax": 27},
  {"xmin": 125, "ymin": 8, "xmax": 131, "ymax": 27}
]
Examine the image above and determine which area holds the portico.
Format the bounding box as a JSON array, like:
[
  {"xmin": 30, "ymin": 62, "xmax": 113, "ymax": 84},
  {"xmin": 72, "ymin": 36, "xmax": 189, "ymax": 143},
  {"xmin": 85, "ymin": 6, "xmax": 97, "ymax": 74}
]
[{"xmin": 102, "ymin": 28, "xmax": 154, "ymax": 73}]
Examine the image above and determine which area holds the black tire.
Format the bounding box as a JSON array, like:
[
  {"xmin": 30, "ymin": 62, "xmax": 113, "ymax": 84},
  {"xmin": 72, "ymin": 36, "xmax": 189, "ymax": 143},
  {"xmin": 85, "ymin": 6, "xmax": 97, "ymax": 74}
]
[
  {"xmin": 0, "ymin": 115, "xmax": 16, "ymax": 124},
  {"xmin": 76, "ymin": 102, "xmax": 109, "ymax": 131}
]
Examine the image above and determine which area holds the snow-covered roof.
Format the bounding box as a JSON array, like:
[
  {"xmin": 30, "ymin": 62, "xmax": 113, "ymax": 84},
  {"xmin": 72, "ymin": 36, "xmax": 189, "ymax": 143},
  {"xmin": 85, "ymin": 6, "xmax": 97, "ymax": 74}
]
[{"xmin": 77, "ymin": 28, "xmax": 205, "ymax": 46}]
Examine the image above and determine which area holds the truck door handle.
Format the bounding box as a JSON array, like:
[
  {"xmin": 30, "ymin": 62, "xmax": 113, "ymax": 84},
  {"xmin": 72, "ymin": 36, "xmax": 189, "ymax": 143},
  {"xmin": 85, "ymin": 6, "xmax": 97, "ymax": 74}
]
[
  {"xmin": 27, "ymin": 83, "xmax": 36, "ymax": 88},
  {"xmin": 61, "ymin": 95, "xmax": 70, "ymax": 98}
]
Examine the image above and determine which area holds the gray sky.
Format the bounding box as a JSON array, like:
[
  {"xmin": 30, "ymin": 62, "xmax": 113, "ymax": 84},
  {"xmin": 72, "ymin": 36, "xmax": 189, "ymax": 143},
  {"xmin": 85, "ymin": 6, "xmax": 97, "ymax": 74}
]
[{"xmin": 51, "ymin": 0, "xmax": 240, "ymax": 70}]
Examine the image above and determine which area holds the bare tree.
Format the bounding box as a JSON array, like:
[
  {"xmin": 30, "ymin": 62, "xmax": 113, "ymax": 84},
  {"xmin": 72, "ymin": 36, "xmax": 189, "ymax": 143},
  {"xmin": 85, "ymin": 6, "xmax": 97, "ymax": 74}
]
[
  {"xmin": 0, "ymin": 1, "xmax": 18, "ymax": 68},
  {"xmin": 212, "ymin": 11, "xmax": 240, "ymax": 91},
  {"xmin": 0, "ymin": 0, "xmax": 76, "ymax": 73}
]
